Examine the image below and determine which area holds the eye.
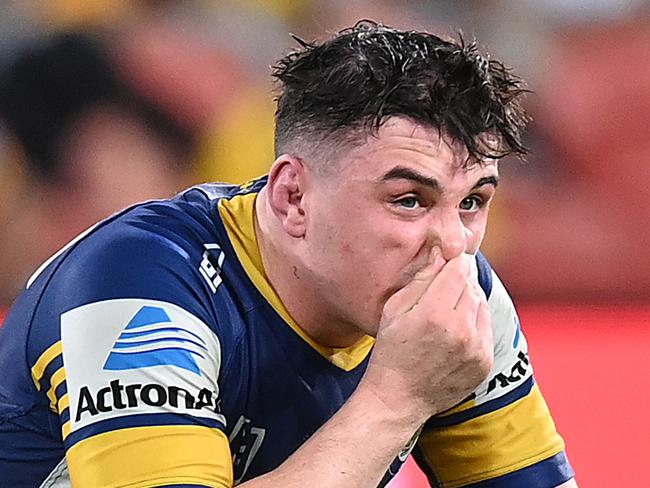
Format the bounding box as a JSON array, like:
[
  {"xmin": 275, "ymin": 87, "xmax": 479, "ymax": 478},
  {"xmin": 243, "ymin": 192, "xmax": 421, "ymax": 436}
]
[
  {"xmin": 459, "ymin": 195, "xmax": 483, "ymax": 212},
  {"xmin": 394, "ymin": 196, "xmax": 421, "ymax": 209}
]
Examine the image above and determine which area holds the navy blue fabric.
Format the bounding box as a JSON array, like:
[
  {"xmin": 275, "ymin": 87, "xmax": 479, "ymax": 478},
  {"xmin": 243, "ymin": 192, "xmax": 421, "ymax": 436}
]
[
  {"xmin": 476, "ymin": 251, "xmax": 493, "ymax": 298},
  {"xmin": 426, "ymin": 377, "xmax": 534, "ymax": 428},
  {"xmin": 0, "ymin": 177, "xmax": 571, "ymax": 487},
  {"xmin": 0, "ymin": 179, "xmax": 373, "ymax": 486},
  {"xmin": 465, "ymin": 451, "xmax": 574, "ymax": 488}
]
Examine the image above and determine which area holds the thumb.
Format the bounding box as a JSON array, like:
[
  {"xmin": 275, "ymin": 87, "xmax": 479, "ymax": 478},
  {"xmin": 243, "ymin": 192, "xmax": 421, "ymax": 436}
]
[{"xmin": 382, "ymin": 246, "xmax": 445, "ymax": 321}]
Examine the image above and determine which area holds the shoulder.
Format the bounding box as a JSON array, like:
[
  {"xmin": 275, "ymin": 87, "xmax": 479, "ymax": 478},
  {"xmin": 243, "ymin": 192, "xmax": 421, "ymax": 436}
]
[
  {"xmin": 36, "ymin": 185, "xmax": 238, "ymax": 305},
  {"xmin": 21, "ymin": 179, "xmax": 268, "ymax": 370},
  {"xmin": 22, "ymin": 186, "xmax": 244, "ymax": 359}
]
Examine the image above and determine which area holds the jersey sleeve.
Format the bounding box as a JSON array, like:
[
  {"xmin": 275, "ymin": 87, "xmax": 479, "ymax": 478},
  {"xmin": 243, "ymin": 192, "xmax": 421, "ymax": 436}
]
[
  {"xmin": 412, "ymin": 254, "xmax": 574, "ymax": 488},
  {"xmin": 29, "ymin": 223, "xmax": 234, "ymax": 488}
]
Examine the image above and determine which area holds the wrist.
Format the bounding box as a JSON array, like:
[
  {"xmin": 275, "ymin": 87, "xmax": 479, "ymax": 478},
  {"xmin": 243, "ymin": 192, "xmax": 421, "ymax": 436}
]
[{"xmin": 354, "ymin": 375, "xmax": 430, "ymax": 431}]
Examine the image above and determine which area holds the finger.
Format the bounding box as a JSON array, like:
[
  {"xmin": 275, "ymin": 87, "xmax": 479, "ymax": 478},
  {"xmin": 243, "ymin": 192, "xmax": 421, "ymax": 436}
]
[
  {"xmin": 454, "ymin": 256, "xmax": 482, "ymax": 311},
  {"xmin": 383, "ymin": 246, "xmax": 444, "ymax": 319},
  {"xmin": 409, "ymin": 245, "xmax": 446, "ymax": 288},
  {"xmin": 469, "ymin": 254, "xmax": 479, "ymax": 285},
  {"xmin": 475, "ymin": 299, "xmax": 494, "ymax": 366},
  {"xmin": 453, "ymin": 276, "xmax": 481, "ymax": 316},
  {"xmin": 425, "ymin": 253, "xmax": 473, "ymax": 307}
]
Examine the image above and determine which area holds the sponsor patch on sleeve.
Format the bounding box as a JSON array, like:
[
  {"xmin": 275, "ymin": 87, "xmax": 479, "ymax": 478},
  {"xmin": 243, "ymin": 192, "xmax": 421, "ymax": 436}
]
[{"xmin": 61, "ymin": 299, "xmax": 225, "ymax": 438}]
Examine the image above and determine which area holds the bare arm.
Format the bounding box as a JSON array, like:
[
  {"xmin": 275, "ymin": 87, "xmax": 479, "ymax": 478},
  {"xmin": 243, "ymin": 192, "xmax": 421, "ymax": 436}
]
[
  {"xmin": 240, "ymin": 380, "xmax": 425, "ymax": 488},
  {"xmin": 241, "ymin": 250, "xmax": 493, "ymax": 487}
]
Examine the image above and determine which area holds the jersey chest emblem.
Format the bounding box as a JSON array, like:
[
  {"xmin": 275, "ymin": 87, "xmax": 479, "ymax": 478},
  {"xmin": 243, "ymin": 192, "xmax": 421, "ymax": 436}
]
[{"xmin": 199, "ymin": 243, "xmax": 226, "ymax": 293}]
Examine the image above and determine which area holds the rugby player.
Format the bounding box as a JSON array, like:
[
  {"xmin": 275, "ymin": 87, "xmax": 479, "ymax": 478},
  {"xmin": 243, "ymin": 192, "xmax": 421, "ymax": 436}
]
[{"xmin": 0, "ymin": 22, "xmax": 576, "ymax": 487}]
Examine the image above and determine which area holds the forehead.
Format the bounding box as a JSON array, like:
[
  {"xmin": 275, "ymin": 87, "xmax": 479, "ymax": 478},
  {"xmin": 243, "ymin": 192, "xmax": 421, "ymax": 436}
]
[{"xmin": 335, "ymin": 117, "xmax": 497, "ymax": 182}]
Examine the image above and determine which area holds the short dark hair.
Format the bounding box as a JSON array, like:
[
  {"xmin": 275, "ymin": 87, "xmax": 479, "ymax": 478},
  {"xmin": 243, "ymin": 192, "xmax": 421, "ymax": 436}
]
[{"xmin": 272, "ymin": 20, "xmax": 529, "ymax": 166}]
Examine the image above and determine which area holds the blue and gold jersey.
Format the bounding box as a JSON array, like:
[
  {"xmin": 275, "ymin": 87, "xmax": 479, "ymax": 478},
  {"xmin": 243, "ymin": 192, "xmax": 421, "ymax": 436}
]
[{"xmin": 0, "ymin": 178, "xmax": 573, "ymax": 487}]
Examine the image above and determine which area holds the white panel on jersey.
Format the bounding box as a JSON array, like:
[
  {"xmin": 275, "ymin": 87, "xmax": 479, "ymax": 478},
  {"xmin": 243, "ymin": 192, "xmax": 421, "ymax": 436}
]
[
  {"xmin": 61, "ymin": 299, "xmax": 224, "ymax": 434},
  {"xmin": 471, "ymin": 271, "xmax": 533, "ymax": 406}
]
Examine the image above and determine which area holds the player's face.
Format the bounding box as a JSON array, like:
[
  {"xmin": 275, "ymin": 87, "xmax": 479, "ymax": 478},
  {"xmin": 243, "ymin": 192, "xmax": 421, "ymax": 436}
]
[{"xmin": 303, "ymin": 117, "xmax": 498, "ymax": 336}]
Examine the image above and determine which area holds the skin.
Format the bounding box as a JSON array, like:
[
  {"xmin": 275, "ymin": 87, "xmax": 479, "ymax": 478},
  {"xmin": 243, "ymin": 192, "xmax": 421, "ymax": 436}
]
[
  {"xmin": 247, "ymin": 116, "xmax": 577, "ymax": 488},
  {"xmin": 256, "ymin": 117, "xmax": 498, "ymax": 347}
]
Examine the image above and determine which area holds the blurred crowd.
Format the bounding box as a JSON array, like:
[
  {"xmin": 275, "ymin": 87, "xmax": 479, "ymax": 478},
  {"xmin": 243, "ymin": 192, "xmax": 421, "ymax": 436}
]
[{"xmin": 0, "ymin": 0, "xmax": 649, "ymax": 313}]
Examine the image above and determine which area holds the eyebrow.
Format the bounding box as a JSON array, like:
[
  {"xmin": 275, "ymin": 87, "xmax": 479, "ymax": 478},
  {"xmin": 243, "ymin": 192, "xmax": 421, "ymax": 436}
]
[
  {"xmin": 380, "ymin": 166, "xmax": 499, "ymax": 192},
  {"xmin": 472, "ymin": 175, "xmax": 499, "ymax": 190},
  {"xmin": 381, "ymin": 166, "xmax": 441, "ymax": 192}
]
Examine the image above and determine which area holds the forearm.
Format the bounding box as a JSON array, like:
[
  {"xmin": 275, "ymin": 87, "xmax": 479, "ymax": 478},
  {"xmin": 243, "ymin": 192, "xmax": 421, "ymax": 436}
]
[{"xmin": 239, "ymin": 383, "xmax": 424, "ymax": 488}]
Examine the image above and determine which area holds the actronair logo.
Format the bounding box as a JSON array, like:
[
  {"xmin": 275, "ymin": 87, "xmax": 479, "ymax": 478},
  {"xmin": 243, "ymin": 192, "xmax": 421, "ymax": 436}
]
[
  {"xmin": 75, "ymin": 379, "xmax": 220, "ymax": 422},
  {"xmin": 486, "ymin": 351, "xmax": 530, "ymax": 395},
  {"xmin": 103, "ymin": 305, "xmax": 207, "ymax": 376},
  {"xmin": 62, "ymin": 299, "xmax": 224, "ymax": 432}
]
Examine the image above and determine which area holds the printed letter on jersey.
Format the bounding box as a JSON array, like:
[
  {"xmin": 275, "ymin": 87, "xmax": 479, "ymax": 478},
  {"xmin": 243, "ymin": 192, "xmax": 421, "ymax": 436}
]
[{"xmin": 61, "ymin": 299, "xmax": 225, "ymax": 434}]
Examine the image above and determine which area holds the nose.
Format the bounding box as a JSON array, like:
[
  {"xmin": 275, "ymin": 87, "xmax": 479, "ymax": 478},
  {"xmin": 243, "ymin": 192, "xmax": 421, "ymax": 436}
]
[{"xmin": 432, "ymin": 212, "xmax": 467, "ymax": 261}]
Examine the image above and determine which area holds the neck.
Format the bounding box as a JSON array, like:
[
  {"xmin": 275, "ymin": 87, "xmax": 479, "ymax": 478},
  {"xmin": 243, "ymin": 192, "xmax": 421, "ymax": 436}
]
[{"xmin": 254, "ymin": 189, "xmax": 366, "ymax": 348}]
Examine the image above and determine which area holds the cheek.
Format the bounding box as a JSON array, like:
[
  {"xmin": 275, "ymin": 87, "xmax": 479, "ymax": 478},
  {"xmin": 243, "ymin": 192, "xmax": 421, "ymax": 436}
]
[
  {"xmin": 335, "ymin": 223, "xmax": 413, "ymax": 279},
  {"xmin": 326, "ymin": 208, "xmax": 424, "ymax": 281},
  {"xmin": 359, "ymin": 227, "xmax": 425, "ymax": 288},
  {"xmin": 363, "ymin": 223, "xmax": 420, "ymax": 258}
]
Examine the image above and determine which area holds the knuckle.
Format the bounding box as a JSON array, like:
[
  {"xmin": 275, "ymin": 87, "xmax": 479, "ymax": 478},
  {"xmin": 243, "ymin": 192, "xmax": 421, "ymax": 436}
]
[
  {"xmin": 453, "ymin": 327, "xmax": 478, "ymax": 363},
  {"xmin": 456, "ymin": 332, "xmax": 471, "ymax": 351},
  {"xmin": 478, "ymin": 353, "xmax": 494, "ymax": 377},
  {"xmin": 464, "ymin": 342, "xmax": 493, "ymax": 375}
]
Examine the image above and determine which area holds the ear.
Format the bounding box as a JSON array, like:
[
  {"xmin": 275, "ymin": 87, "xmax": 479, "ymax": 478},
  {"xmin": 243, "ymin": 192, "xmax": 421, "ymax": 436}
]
[{"xmin": 266, "ymin": 155, "xmax": 308, "ymax": 238}]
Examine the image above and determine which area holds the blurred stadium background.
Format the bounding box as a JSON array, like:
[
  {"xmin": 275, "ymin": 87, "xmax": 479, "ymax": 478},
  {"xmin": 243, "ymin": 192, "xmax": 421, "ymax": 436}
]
[{"xmin": 0, "ymin": 1, "xmax": 648, "ymax": 486}]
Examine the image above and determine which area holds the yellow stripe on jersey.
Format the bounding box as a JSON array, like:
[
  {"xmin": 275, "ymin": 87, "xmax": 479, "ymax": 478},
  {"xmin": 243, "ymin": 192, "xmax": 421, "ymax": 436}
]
[
  {"xmin": 58, "ymin": 393, "xmax": 71, "ymax": 440},
  {"xmin": 218, "ymin": 192, "xmax": 374, "ymax": 372},
  {"xmin": 57, "ymin": 393, "xmax": 70, "ymax": 414},
  {"xmin": 31, "ymin": 341, "xmax": 62, "ymax": 390},
  {"xmin": 239, "ymin": 177, "xmax": 262, "ymax": 190},
  {"xmin": 417, "ymin": 384, "xmax": 565, "ymax": 488},
  {"xmin": 46, "ymin": 366, "xmax": 66, "ymax": 412},
  {"xmin": 67, "ymin": 425, "xmax": 232, "ymax": 488},
  {"xmin": 61, "ymin": 420, "xmax": 71, "ymax": 440},
  {"xmin": 436, "ymin": 397, "xmax": 477, "ymax": 418}
]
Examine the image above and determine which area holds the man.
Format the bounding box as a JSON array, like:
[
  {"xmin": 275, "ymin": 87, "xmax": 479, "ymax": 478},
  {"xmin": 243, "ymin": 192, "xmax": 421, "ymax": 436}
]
[{"xmin": 0, "ymin": 22, "xmax": 576, "ymax": 487}]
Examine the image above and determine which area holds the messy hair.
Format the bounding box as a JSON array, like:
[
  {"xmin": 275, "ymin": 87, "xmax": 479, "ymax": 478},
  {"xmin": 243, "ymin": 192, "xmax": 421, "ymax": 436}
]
[{"xmin": 272, "ymin": 20, "xmax": 529, "ymax": 166}]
